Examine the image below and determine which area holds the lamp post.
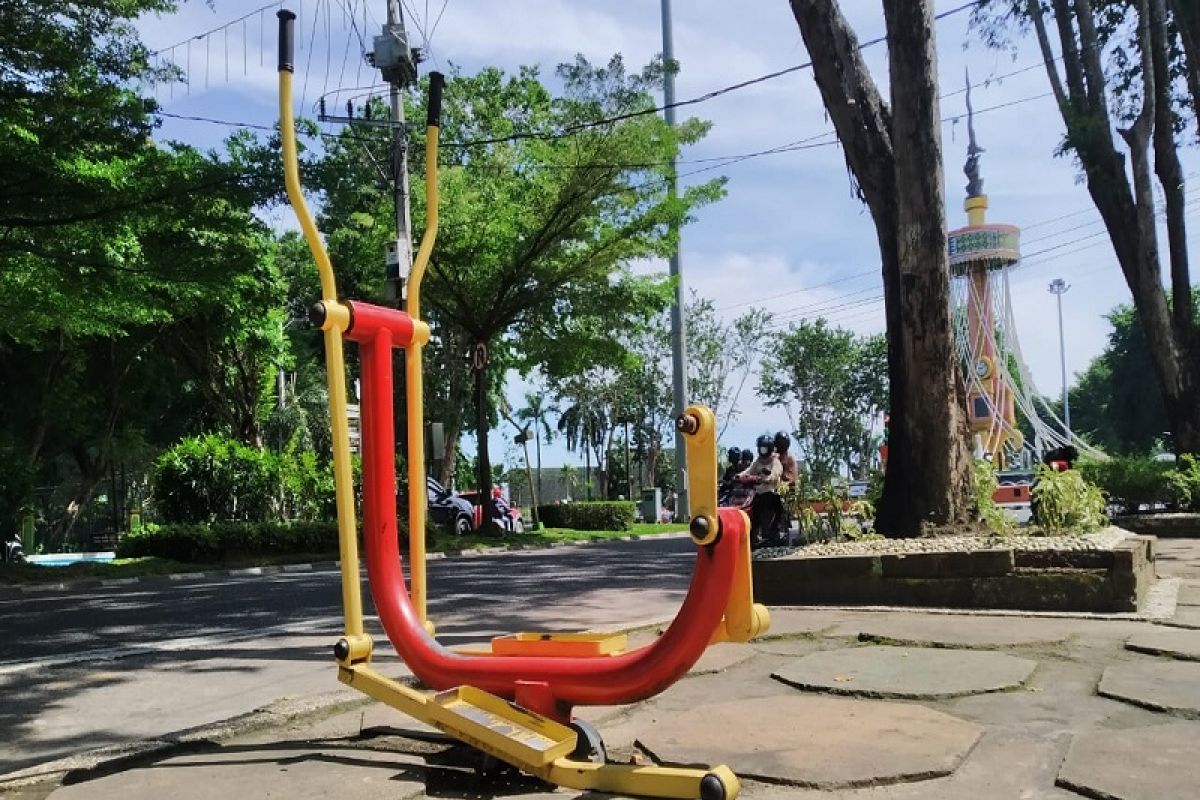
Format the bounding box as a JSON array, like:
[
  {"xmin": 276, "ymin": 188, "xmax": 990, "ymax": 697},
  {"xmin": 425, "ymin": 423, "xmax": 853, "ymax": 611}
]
[
  {"xmin": 1048, "ymin": 278, "xmax": 1071, "ymax": 439},
  {"xmin": 660, "ymin": 0, "xmax": 689, "ymax": 521}
]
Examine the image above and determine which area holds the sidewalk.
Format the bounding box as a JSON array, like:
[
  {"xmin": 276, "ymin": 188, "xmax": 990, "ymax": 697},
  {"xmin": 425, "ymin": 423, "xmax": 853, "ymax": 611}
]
[{"xmin": 6, "ymin": 541, "xmax": 1200, "ymax": 799}]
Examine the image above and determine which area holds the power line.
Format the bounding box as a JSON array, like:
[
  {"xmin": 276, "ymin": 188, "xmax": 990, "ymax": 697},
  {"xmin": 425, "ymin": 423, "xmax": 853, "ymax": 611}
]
[
  {"xmin": 439, "ymin": 0, "xmax": 987, "ymax": 149},
  {"xmin": 148, "ymin": 1, "xmax": 281, "ymax": 57},
  {"xmin": 717, "ymin": 268, "xmax": 877, "ymax": 312},
  {"xmin": 428, "ymin": 0, "xmax": 451, "ymax": 47},
  {"xmin": 744, "ymin": 199, "xmax": 1200, "ymax": 327}
]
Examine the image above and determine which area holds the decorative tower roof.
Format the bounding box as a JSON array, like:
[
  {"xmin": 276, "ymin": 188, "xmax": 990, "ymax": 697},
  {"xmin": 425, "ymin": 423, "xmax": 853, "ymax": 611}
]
[{"xmin": 964, "ymin": 67, "xmax": 985, "ymax": 200}]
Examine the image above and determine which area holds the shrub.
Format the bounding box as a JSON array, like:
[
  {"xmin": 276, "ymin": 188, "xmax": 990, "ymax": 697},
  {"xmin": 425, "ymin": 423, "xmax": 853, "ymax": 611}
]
[
  {"xmin": 1079, "ymin": 456, "xmax": 1174, "ymax": 514},
  {"xmin": 973, "ymin": 460, "xmax": 1014, "ymax": 535},
  {"xmin": 116, "ymin": 521, "xmax": 340, "ymax": 562},
  {"xmin": 152, "ymin": 435, "xmax": 279, "ymax": 523},
  {"xmin": 1031, "ymin": 465, "xmax": 1108, "ymax": 534},
  {"xmin": 536, "ymin": 501, "xmax": 635, "ymax": 531},
  {"xmin": 151, "ymin": 434, "xmax": 337, "ymax": 524},
  {"xmin": 1165, "ymin": 454, "xmax": 1200, "ymax": 512},
  {"xmin": 794, "ymin": 482, "xmax": 875, "ymax": 543}
]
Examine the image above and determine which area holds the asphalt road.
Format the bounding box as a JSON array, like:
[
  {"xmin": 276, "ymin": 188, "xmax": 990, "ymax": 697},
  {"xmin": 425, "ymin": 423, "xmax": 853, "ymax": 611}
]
[
  {"xmin": 0, "ymin": 536, "xmax": 697, "ymax": 773},
  {"xmin": 0, "ymin": 536, "xmax": 698, "ymax": 667}
]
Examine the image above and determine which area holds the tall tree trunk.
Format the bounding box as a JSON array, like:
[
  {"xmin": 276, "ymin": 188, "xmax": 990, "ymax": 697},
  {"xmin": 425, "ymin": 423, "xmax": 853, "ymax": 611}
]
[
  {"xmin": 1149, "ymin": 0, "xmax": 1193, "ymax": 336},
  {"xmin": 790, "ymin": 0, "xmax": 974, "ymax": 536},
  {"xmin": 1028, "ymin": 0, "xmax": 1200, "ymax": 455},
  {"xmin": 437, "ymin": 325, "xmax": 468, "ymax": 486},
  {"xmin": 534, "ymin": 433, "xmax": 543, "ymax": 500},
  {"xmin": 1170, "ymin": 0, "xmax": 1200, "ymax": 141},
  {"xmin": 472, "ymin": 340, "xmax": 497, "ymax": 531},
  {"xmin": 882, "ymin": 0, "xmax": 974, "ymax": 532},
  {"xmin": 583, "ymin": 421, "xmax": 592, "ymax": 501}
]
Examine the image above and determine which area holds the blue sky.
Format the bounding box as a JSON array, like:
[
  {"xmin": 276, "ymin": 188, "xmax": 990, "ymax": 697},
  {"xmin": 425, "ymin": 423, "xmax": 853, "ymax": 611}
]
[{"xmin": 137, "ymin": 0, "xmax": 1199, "ymax": 472}]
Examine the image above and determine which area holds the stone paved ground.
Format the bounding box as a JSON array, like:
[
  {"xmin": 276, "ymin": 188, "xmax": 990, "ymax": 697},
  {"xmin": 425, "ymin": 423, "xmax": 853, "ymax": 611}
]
[{"xmin": 10, "ymin": 540, "xmax": 1200, "ymax": 800}]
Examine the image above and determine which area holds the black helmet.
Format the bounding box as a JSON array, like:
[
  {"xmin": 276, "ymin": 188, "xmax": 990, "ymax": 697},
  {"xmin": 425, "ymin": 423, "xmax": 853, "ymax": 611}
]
[
  {"xmin": 740, "ymin": 449, "xmax": 753, "ymax": 465},
  {"xmin": 727, "ymin": 446, "xmax": 742, "ymax": 464},
  {"xmin": 755, "ymin": 434, "xmax": 774, "ymax": 457},
  {"xmin": 773, "ymin": 431, "xmax": 791, "ymax": 453}
]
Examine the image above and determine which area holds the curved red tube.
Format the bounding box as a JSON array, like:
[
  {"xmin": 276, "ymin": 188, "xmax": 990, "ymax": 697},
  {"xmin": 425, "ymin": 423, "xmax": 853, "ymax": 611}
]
[{"xmin": 352, "ymin": 321, "xmax": 742, "ymax": 720}]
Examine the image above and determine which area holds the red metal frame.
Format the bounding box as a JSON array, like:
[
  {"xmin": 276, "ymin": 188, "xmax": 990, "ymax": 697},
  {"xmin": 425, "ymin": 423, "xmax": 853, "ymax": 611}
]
[{"xmin": 346, "ymin": 301, "xmax": 744, "ymax": 722}]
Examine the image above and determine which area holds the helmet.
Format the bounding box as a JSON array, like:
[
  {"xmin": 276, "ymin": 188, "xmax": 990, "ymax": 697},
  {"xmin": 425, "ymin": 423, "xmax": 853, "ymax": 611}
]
[
  {"xmin": 755, "ymin": 434, "xmax": 774, "ymax": 457},
  {"xmin": 773, "ymin": 431, "xmax": 791, "ymax": 453},
  {"xmin": 740, "ymin": 450, "xmax": 753, "ymax": 465},
  {"xmin": 727, "ymin": 446, "xmax": 742, "ymax": 464}
]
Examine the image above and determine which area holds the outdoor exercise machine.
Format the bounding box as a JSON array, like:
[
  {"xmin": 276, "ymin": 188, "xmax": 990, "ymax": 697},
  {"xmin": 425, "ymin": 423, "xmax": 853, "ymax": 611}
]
[{"xmin": 276, "ymin": 11, "xmax": 769, "ymax": 799}]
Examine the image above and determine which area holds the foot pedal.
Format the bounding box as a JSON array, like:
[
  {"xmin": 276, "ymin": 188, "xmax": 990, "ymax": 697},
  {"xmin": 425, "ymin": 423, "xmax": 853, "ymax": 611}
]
[
  {"xmin": 489, "ymin": 632, "xmax": 628, "ymax": 657},
  {"xmin": 430, "ymin": 686, "xmax": 576, "ymax": 767}
]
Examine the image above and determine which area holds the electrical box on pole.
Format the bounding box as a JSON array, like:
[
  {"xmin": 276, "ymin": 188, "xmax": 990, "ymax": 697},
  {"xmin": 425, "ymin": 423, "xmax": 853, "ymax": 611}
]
[
  {"xmin": 366, "ymin": 2, "xmax": 420, "ymax": 303},
  {"xmin": 369, "ymin": 23, "xmax": 418, "ymax": 87}
]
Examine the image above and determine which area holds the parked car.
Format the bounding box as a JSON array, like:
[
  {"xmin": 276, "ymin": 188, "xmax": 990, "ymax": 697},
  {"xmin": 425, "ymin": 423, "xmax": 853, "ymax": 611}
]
[{"xmin": 426, "ymin": 476, "xmax": 475, "ymax": 535}]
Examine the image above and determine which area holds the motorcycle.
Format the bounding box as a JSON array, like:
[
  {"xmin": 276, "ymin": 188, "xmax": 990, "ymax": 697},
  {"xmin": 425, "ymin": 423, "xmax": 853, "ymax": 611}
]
[
  {"xmin": 3, "ymin": 535, "xmax": 26, "ymax": 564},
  {"xmin": 723, "ymin": 472, "xmax": 789, "ymax": 550}
]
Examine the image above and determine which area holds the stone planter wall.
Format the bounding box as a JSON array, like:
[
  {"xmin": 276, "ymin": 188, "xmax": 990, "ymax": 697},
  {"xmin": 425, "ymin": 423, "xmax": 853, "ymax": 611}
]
[
  {"xmin": 753, "ymin": 535, "xmax": 1155, "ymax": 613},
  {"xmin": 1111, "ymin": 513, "xmax": 1200, "ymax": 539}
]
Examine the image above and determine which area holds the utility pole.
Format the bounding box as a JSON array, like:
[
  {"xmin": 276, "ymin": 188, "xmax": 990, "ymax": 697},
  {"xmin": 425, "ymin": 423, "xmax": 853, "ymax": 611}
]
[
  {"xmin": 660, "ymin": 0, "xmax": 689, "ymax": 522},
  {"xmin": 380, "ymin": 0, "xmax": 417, "ymax": 302},
  {"xmin": 320, "ymin": 5, "xmax": 417, "ymax": 298},
  {"xmin": 1048, "ymin": 278, "xmax": 1071, "ymax": 439}
]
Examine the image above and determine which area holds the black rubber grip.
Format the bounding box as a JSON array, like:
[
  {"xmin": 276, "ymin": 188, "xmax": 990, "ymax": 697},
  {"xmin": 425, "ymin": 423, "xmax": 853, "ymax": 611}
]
[
  {"xmin": 277, "ymin": 10, "xmax": 296, "ymax": 73},
  {"xmin": 426, "ymin": 72, "xmax": 445, "ymax": 127}
]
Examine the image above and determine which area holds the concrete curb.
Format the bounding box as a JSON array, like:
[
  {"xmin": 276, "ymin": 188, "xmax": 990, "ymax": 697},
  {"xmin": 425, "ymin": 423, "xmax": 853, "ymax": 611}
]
[
  {"xmin": 0, "ymin": 531, "xmax": 690, "ymax": 597},
  {"xmin": 0, "ymin": 691, "xmax": 372, "ymax": 790}
]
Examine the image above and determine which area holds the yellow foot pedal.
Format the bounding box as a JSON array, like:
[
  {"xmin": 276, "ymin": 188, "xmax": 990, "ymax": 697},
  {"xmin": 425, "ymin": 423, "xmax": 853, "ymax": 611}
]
[
  {"xmin": 490, "ymin": 631, "xmax": 628, "ymax": 657},
  {"xmin": 430, "ymin": 686, "xmax": 576, "ymax": 767}
]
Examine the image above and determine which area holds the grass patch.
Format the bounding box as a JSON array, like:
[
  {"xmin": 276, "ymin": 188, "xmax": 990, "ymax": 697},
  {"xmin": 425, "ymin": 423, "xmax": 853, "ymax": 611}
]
[
  {"xmin": 0, "ymin": 552, "xmax": 341, "ymax": 586},
  {"xmin": 0, "ymin": 524, "xmax": 688, "ymax": 586},
  {"xmin": 0, "ymin": 556, "xmax": 191, "ymax": 585},
  {"xmin": 428, "ymin": 521, "xmax": 686, "ymax": 552}
]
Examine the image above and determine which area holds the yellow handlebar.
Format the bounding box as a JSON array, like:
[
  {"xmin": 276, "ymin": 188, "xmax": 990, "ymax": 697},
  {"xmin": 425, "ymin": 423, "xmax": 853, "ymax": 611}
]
[
  {"xmin": 277, "ymin": 10, "xmax": 364, "ymax": 642},
  {"xmin": 406, "ymin": 72, "xmax": 443, "ymax": 628},
  {"xmin": 277, "ymin": 6, "xmax": 444, "ymax": 635}
]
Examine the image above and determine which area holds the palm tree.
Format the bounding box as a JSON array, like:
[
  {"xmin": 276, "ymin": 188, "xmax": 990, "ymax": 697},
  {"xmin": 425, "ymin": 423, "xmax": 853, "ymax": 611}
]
[
  {"xmin": 557, "ymin": 393, "xmax": 608, "ymax": 501},
  {"xmin": 516, "ymin": 391, "xmax": 556, "ymax": 501}
]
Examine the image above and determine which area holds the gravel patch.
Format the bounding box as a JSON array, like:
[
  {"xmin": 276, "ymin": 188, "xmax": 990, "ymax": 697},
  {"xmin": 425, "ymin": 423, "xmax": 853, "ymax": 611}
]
[{"xmin": 753, "ymin": 527, "xmax": 1132, "ymax": 560}]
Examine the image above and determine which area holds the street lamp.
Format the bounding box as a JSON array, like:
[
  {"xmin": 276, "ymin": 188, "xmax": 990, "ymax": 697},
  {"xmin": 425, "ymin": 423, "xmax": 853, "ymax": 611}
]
[{"xmin": 1048, "ymin": 278, "xmax": 1071, "ymax": 439}]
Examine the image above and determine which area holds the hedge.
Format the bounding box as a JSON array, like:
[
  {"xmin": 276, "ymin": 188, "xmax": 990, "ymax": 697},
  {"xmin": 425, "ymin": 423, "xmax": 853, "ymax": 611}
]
[
  {"xmin": 1080, "ymin": 456, "xmax": 1179, "ymax": 513},
  {"xmin": 535, "ymin": 501, "xmax": 635, "ymax": 531},
  {"xmin": 116, "ymin": 521, "xmax": 340, "ymax": 563}
]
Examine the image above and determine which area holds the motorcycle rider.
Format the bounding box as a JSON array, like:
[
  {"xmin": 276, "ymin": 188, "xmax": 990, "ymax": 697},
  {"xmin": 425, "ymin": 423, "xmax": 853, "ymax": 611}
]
[
  {"xmin": 719, "ymin": 447, "xmax": 743, "ymax": 506},
  {"xmin": 773, "ymin": 431, "xmax": 797, "ymax": 544},
  {"xmin": 738, "ymin": 434, "xmax": 783, "ymax": 548},
  {"xmin": 722, "ymin": 447, "xmax": 743, "ymax": 483},
  {"xmin": 774, "ymin": 431, "xmax": 797, "ymax": 487}
]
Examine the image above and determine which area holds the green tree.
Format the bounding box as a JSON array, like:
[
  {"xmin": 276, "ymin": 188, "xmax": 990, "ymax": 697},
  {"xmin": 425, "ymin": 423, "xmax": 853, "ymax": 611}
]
[
  {"xmin": 515, "ymin": 389, "xmax": 557, "ymax": 501},
  {"xmin": 0, "ymin": 1, "xmax": 291, "ymax": 539},
  {"xmin": 1062, "ymin": 291, "xmax": 1200, "ymax": 453},
  {"xmin": 759, "ymin": 320, "xmax": 888, "ymax": 486},
  {"xmin": 684, "ymin": 292, "xmax": 774, "ymax": 438},
  {"xmin": 409, "ymin": 57, "xmax": 721, "ymax": 518},
  {"xmin": 301, "ymin": 58, "xmax": 721, "ymax": 513},
  {"xmin": 974, "ymin": 0, "xmax": 1200, "ymax": 455}
]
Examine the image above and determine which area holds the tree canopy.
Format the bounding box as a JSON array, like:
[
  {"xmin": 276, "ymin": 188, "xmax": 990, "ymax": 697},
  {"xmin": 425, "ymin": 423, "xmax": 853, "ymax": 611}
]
[
  {"xmin": 308, "ymin": 56, "xmax": 724, "ymax": 507},
  {"xmin": 0, "ymin": 0, "xmax": 290, "ymax": 541}
]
